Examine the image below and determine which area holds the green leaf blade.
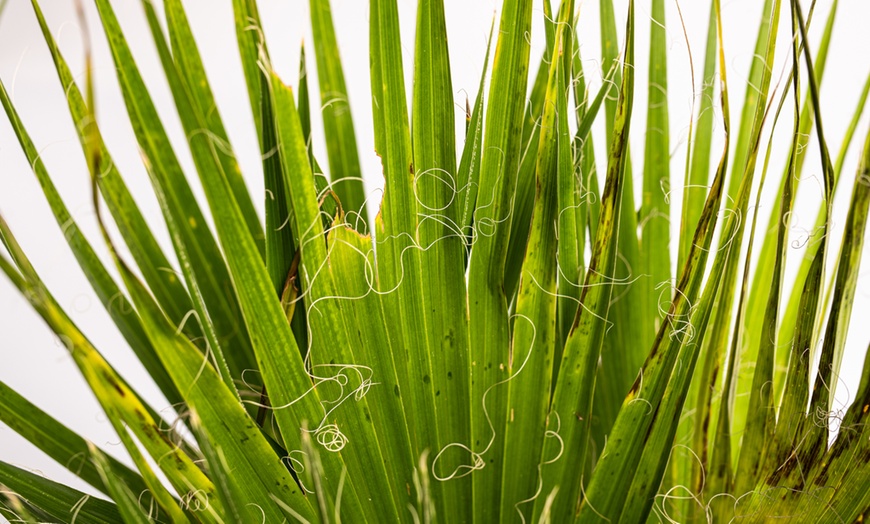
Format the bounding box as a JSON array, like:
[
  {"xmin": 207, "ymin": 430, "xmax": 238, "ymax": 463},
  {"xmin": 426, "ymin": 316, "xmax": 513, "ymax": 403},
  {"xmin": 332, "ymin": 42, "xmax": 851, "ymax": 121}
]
[
  {"xmin": 464, "ymin": 0, "xmax": 535, "ymax": 518},
  {"xmin": 0, "ymin": 461, "xmax": 121, "ymax": 524},
  {"xmin": 639, "ymin": 0, "xmax": 671, "ymax": 334},
  {"xmin": 309, "ymin": 0, "xmax": 369, "ymax": 227}
]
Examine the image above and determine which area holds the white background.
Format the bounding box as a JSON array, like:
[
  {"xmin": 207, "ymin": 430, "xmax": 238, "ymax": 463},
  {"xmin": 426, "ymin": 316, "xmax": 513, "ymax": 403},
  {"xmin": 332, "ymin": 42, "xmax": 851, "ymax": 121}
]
[{"xmin": 1, "ymin": 0, "xmax": 869, "ymax": 503}]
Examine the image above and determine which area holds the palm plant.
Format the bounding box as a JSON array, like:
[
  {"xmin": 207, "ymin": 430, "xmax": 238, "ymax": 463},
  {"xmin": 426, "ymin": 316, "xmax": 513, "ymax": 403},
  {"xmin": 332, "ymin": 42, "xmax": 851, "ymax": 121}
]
[{"xmin": 1, "ymin": 0, "xmax": 870, "ymax": 521}]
